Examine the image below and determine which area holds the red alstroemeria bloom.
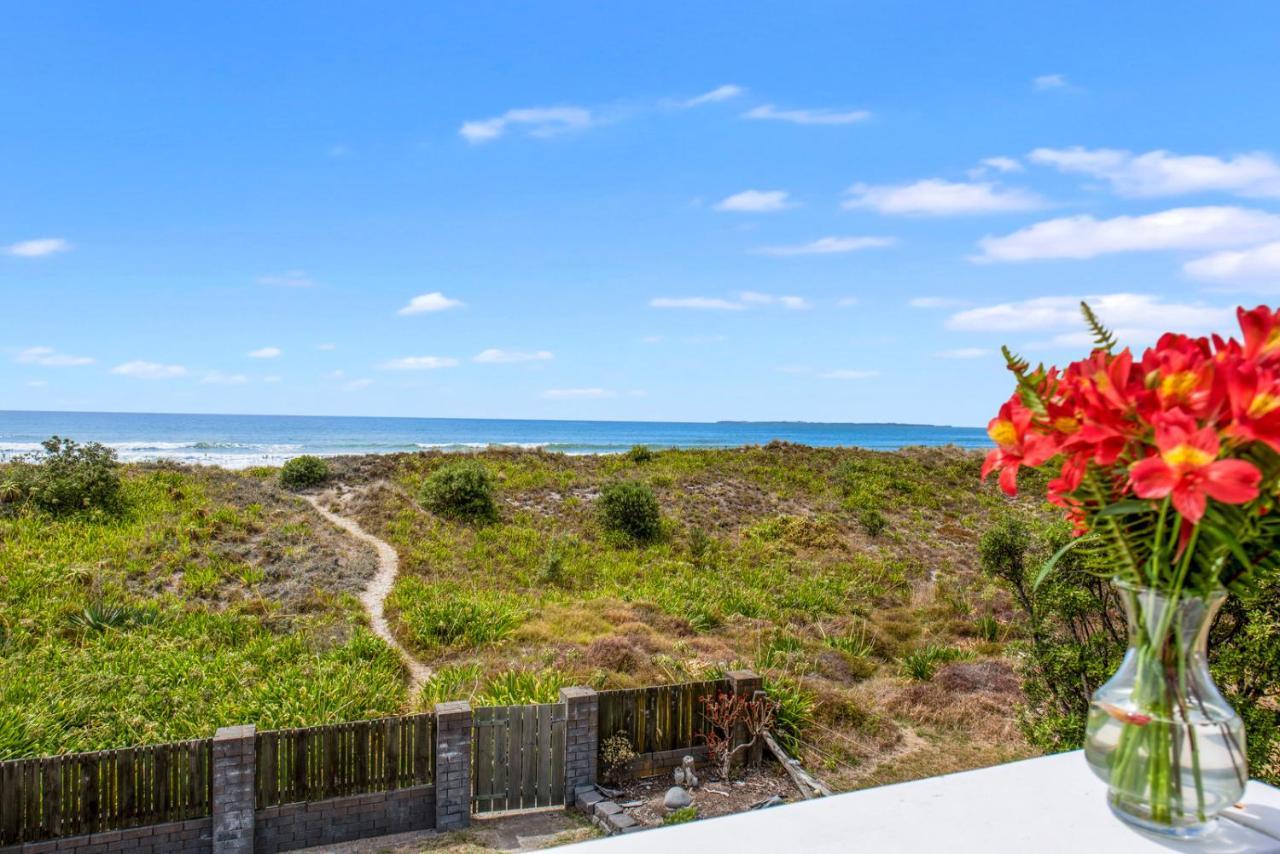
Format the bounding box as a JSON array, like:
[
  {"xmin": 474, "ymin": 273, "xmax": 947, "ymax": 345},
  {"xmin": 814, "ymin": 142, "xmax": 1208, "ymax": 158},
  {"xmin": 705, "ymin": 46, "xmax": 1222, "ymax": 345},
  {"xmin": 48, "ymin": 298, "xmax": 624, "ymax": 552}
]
[
  {"xmin": 1129, "ymin": 414, "xmax": 1262, "ymax": 523},
  {"xmin": 982, "ymin": 397, "xmax": 1052, "ymax": 496},
  {"xmin": 1225, "ymin": 361, "xmax": 1280, "ymax": 454},
  {"xmin": 1139, "ymin": 333, "xmax": 1223, "ymax": 421},
  {"xmin": 1238, "ymin": 305, "xmax": 1280, "ymax": 365}
]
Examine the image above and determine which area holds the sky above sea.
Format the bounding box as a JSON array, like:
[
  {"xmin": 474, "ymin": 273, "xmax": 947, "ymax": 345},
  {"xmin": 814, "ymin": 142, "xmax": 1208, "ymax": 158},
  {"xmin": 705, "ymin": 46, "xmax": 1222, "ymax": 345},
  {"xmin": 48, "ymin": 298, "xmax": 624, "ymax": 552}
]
[{"xmin": 2, "ymin": 2, "xmax": 1279, "ymax": 427}]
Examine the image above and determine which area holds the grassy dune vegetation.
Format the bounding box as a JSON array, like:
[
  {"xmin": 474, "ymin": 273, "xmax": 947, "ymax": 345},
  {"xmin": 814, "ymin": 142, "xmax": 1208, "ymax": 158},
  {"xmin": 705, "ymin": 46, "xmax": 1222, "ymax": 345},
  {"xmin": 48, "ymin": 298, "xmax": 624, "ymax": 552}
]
[
  {"xmin": 0, "ymin": 464, "xmax": 405, "ymax": 758},
  {"xmin": 327, "ymin": 444, "xmax": 1044, "ymax": 786},
  {"xmin": 1, "ymin": 442, "xmax": 1049, "ymax": 789}
]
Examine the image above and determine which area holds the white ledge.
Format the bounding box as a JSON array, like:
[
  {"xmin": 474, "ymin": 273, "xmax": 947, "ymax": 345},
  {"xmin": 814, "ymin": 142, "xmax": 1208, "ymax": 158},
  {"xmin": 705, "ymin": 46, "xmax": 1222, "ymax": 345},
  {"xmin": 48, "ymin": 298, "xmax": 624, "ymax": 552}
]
[{"xmin": 569, "ymin": 751, "xmax": 1280, "ymax": 853}]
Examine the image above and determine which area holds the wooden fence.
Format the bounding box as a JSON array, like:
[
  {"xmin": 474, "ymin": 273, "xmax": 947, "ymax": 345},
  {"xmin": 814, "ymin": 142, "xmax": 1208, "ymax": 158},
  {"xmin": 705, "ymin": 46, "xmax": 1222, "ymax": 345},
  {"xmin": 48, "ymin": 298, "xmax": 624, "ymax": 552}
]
[
  {"xmin": 471, "ymin": 703, "xmax": 566, "ymax": 814},
  {"xmin": 0, "ymin": 738, "xmax": 212, "ymax": 846},
  {"xmin": 254, "ymin": 713, "xmax": 436, "ymax": 809},
  {"xmin": 597, "ymin": 677, "xmax": 730, "ymax": 756}
]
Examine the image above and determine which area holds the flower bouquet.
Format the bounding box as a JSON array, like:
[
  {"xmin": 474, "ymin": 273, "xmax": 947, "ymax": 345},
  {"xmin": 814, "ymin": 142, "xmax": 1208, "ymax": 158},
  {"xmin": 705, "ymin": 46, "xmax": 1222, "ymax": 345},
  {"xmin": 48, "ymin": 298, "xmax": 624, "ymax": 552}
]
[{"xmin": 983, "ymin": 303, "xmax": 1280, "ymax": 837}]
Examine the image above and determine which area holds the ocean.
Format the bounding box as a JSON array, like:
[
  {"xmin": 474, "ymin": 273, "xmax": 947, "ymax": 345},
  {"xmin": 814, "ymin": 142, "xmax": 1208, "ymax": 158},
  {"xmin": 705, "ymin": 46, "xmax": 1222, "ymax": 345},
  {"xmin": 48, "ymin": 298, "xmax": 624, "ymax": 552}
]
[{"xmin": 0, "ymin": 410, "xmax": 990, "ymax": 469}]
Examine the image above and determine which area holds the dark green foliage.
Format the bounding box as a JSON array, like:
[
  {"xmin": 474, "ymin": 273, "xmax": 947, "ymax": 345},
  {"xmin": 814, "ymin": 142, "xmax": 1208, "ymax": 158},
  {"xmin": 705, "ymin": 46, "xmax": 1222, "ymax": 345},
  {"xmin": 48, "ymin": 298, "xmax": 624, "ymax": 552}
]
[
  {"xmin": 858, "ymin": 507, "xmax": 888, "ymax": 537},
  {"xmin": 279, "ymin": 455, "xmax": 329, "ymax": 490},
  {"xmin": 537, "ymin": 539, "xmax": 569, "ymax": 587},
  {"xmin": 687, "ymin": 526, "xmax": 716, "ymax": 568},
  {"xmin": 420, "ymin": 460, "xmax": 497, "ymax": 522},
  {"xmin": 982, "ymin": 513, "xmax": 1280, "ymax": 783},
  {"xmin": 9, "ymin": 437, "xmax": 122, "ymax": 515},
  {"xmin": 598, "ymin": 481, "xmax": 661, "ymax": 541},
  {"xmin": 627, "ymin": 444, "xmax": 654, "ymax": 464}
]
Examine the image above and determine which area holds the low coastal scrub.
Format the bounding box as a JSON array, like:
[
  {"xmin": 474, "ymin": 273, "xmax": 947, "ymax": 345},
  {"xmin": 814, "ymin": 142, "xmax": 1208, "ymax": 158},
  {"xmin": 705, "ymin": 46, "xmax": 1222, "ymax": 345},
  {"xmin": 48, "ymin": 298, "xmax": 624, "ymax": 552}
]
[
  {"xmin": 386, "ymin": 577, "xmax": 525, "ymax": 651},
  {"xmin": 420, "ymin": 460, "xmax": 497, "ymax": 522},
  {"xmin": 279, "ymin": 455, "xmax": 329, "ymax": 489},
  {"xmin": 598, "ymin": 480, "xmax": 662, "ymax": 541},
  {"xmin": 1, "ymin": 436, "xmax": 122, "ymax": 515}
]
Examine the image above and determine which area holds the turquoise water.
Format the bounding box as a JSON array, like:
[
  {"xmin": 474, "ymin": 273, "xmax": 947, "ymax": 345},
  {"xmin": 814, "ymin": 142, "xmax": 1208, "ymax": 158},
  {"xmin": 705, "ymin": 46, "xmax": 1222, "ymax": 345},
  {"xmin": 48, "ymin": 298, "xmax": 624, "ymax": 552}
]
[{"xmin": 0, "ymin": 410, "xmax": 989, "ymax": 468}]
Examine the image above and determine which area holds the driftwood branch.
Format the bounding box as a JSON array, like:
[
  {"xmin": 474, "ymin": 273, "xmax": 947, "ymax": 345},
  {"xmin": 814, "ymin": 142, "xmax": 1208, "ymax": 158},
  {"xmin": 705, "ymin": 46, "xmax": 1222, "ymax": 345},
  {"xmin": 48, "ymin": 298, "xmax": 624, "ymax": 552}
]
[{"xmin": 763, "ymin": 730, "xmax": 833, "ymax": 799}]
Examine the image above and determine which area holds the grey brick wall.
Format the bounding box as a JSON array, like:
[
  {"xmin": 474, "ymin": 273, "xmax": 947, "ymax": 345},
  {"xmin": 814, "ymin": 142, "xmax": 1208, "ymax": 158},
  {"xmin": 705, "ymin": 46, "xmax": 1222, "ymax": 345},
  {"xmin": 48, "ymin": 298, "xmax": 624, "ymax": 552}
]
[
  {"xmin": 433, "ymin": 701, "xmax": 472, "ymax": 832},
  {"xmin": 212, "ymin": 725, "xmax": 256, "ymax": 854},
  {"xmin": 254, "ymin": 785, "xmax": 435, "ymax": 853},
  {"xmin": 561, "ymin": 686, "xmax": 598, "ymax": 797},
  {"xmin": 0, "ymin": 818, "xmax": 212, "ymax": 854}
]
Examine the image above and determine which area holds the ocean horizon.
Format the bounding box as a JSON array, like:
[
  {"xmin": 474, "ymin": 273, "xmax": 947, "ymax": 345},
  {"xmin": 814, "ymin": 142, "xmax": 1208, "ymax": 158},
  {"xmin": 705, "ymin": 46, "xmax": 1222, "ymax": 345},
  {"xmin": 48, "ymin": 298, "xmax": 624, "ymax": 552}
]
[{"xmin": 0, "ymin": 409, "xmax": 990, "ymax": 469}]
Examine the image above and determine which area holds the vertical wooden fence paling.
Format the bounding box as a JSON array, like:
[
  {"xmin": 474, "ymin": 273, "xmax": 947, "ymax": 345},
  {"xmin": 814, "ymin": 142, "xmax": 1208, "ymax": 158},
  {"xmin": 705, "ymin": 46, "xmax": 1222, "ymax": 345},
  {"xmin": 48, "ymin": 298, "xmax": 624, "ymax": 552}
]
[
  {"xmin": 0, "ymin": 738, "xmax": 213, "ymax": 846},
  {"xmin": 471, "ymin": 701, "xmax": 568, "ymax": 813},
  {"xmin": 596, "ymin": 677, "xmax": 733, "ymax": 774}
]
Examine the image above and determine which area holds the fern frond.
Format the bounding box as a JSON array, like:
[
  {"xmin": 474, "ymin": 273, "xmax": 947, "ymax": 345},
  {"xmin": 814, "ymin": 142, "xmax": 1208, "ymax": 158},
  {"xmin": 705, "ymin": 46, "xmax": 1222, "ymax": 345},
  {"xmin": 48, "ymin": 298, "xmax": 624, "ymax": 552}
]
[
  {"xmin": 1002, "ymin": 345, "xmax": 1049, "ymax": 417},
  {"xmin": 1080, "ymin": 301, "xmax": 1118, "ymax": 353}
]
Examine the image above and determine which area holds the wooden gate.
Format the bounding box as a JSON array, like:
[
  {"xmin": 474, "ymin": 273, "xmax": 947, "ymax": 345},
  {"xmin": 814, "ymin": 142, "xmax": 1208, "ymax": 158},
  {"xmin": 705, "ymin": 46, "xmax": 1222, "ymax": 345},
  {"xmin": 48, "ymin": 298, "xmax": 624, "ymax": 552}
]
[{"xmin": 471, "ymin": 703, "xmax": 566, "ymax": 813}]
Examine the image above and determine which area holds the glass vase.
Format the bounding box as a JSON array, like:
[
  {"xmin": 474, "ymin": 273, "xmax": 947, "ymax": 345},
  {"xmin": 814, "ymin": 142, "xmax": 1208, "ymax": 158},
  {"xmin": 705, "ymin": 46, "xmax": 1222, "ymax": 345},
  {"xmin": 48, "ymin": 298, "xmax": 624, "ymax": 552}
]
[{"xmin": 1084, "ymin": 581, "xmax": 1247, "ymax": 839}]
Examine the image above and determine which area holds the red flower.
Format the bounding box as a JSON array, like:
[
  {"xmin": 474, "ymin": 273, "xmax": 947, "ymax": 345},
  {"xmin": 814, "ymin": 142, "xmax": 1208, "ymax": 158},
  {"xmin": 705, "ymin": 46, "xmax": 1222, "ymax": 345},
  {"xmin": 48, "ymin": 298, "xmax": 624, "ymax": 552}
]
[
  {"xmin": 1238, "ymin": 305, "xmax": 1280, "ymax": 364},
  {"xmin": 1129, "ymin": 413, "xmax": 1261, "ymax": 523},
  {"xmin": 1225, "ymin": 361, "xmax": 1280, "ymax": 454},
  {"xmin": 982, "ymin": 396, "xmax": 1053, "ymax": 496}
]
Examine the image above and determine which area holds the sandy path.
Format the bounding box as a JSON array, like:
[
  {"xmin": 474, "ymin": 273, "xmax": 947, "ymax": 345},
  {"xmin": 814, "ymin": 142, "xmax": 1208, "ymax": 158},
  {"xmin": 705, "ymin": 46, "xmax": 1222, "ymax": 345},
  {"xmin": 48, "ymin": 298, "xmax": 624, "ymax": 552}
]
[{"xmin": 304, "ymin": 495, "xmax": 432, "ymax": 695}]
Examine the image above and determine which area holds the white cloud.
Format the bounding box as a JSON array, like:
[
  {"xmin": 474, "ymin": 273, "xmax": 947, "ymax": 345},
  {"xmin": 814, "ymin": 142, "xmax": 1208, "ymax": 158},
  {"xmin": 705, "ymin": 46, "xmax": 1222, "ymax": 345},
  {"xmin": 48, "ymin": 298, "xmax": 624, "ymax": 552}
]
[
  {"xmin": 111, "ymin": 360, "xmax": 187, "ymax": 380},
  {"xmin": 473, "ymin": 348, "xmax": 554, "ymax": 364},
  {"xmin": 1029, "ymin": 147, "xmax": 1280, "ymax": 198},
  {"xmin": 819, "ymin": 369, "xmax": 879, "ymax": 380},
  {"xmin": 399, "ymin": 292, "xmax": 464, "ymax": 315},
  {"xmin": 247, "ymin": 346, "xmax": 282, "ymax": 359},
  {"xmin": 1033, "ymin": 73, "xmax": 1069, "ymax": 91},
  {"xmin": 343, "ymin": 378, "xmax": 373, "ymax": 391},
  {"xmin": 982, "ymin": 156, "xmax": 1022, "ymax": 173},
  {"xmin": 5, "ymin": 238, "xmax": 71, "ymax": 258},
  {"xmin": 975, "ymin": 206, "xmax": 1280, "ymax": 262},
  {"xmin": 26, "ymin": 379, "xmax": 47, "ymax": 388},
  {"xmin": 16, "ymin": 346, "xmax": 94, "ymax": 366},
  {"xmin": 258, "ymin": 270, "xmax": 316, "ymax": 288},
  {"xmin": 379, "ymin": 356, "xmax": 460, "ymax": 370},
  {"xmin": 837, "ymin": 297, "xmax": 859, "ymax": 307},
  {"xmin": 640, "ymin": 335, "xmax": 663, "ymax": 344},
  {"xmin": 714, "ymin": 190, "xmax": 795, "ymax": 213},
  {"xmin": 202, "ymin": 370, "xmax": 249, "ymax": 385},
  {"xmin": 317, "ymin": 343, "xmax": 337, "ymax": 351},
  {"xmin": 542, "ymin": 388, "xmax": 615, "ymax": 400},
  {"xmin": 460, "ymin": 106, "xmax": 593, "ymax": 143},
  {"xmin": 1184, "ymin": 241, "xmax": 1280, "ymax": 285},
  {"xmin": 909, "ymin": 297, "xmax": 969, "ymax": 309},
  {"xmin": 683, "ymin": 85, "xmax": 745, "ymax": 107},
  {"xmin": 742, "ymin": 104, "xmax": 870, "ymax": 125},
  {"xmin": 937, "ymin": 348, "xmax": 991, "ymax": 359},
  {"xmin": 740, "ymin": 292, "xmax": 811, "ymax": 310},
  {"xmin": 751, "ymin": 235, "xmax": 897, "ymax": 256},
  {"xmin": 946, "ymin": 294, "xmax": 1233, "ymax": 344},
  {"xmin": 650, "ymin": 297, "xmax": 745, "ymax": 311},
  {"xmin": 843, "ymin": 179, "xmax": 1045, "ymax": 216},
  {"xmin": 263, "ymin": 375, "xmax": 283, "ymax": 383}
]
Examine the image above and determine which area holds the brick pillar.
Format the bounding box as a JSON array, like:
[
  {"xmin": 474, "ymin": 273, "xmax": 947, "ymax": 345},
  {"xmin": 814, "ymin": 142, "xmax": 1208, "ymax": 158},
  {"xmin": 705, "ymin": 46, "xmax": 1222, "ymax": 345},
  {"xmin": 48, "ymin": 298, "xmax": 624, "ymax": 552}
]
[
  {"xmin": 560, "ymin": 687, "xmax": 598, "ymax": 801},
  {"xmin": 727, "ymin": 670, "xmax": 764, "ymax": 769},
  {"xmin": 434, "ymin": 701, "xmax": 472, "ymax": 832},
  {"xmin": 212, "ymin": 724, "xmax": 256, "ymax": 854}
]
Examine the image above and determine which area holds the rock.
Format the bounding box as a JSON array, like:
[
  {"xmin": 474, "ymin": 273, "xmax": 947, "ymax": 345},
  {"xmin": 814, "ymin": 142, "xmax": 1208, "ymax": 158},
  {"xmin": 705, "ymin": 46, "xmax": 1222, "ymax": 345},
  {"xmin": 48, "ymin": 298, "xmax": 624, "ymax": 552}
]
[
  {"xmin": 619, "ymin": 800, "xmax": 644, "ymax": 808},
  {"xmin": 664, "ymin": 786, "xmax": 693, "ymax": 810}
]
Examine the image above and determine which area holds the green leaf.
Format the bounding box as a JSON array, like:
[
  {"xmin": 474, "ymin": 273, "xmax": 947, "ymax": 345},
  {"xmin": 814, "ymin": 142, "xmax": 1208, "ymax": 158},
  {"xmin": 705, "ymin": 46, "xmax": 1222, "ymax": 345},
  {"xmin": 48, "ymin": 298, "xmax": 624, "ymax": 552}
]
[
  {"xmin": 1096, "ymin": 500, "xmax": 1154, "ymax": 518},
  {"xmin": 1033, "ymin": 534, "xmax": 1091, "ymax": 590},
  {"xmin": 1080, "ymin": 301, "xmax": 1118, "ymax": 353}
]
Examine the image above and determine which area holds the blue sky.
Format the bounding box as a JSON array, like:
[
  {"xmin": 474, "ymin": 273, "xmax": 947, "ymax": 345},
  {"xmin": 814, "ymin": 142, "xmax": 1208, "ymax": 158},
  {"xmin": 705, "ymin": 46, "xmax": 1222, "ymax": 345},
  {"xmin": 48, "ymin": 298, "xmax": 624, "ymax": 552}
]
[{"xmin": 5, "ymin": 2, "xmax": 1280, "ymax": 427}]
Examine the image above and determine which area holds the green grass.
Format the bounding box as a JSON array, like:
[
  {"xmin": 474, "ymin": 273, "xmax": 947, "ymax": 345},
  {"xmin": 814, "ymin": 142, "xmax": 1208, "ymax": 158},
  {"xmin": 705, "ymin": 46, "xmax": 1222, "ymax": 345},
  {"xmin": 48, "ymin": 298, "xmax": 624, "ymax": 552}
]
[{"xmin": 0, "ymin": 468, "xmax": 405, "ymax": 758}]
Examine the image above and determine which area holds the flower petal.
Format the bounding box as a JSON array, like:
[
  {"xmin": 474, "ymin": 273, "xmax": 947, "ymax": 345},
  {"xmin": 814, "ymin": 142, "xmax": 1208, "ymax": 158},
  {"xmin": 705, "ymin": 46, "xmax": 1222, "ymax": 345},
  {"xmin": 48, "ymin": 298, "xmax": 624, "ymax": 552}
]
[
  {"xmin": 1203, "ymin": 459, "xmax": 1263, "ymax": 505},
  {"xmin": 1130, "ymin": 457, "xmax": 1175, "ymax": 499}
]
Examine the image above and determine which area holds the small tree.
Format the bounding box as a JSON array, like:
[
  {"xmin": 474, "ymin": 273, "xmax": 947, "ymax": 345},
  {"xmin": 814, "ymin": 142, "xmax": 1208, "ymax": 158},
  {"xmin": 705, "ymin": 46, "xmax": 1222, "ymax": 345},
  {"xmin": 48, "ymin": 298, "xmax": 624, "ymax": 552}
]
[
  {"xmin": 599, "ymin": 481, "xmax": 661, "ymax": 542},
  {"xmin": 22, "ymin": 436, "xmax": 122, "ymax": 514},
  {"xmin": 421, "ymin": 460, "xmax": 497, "ymax": 522},
  {"xmin": 699, "ymin": 691, "xmax": 776, "ymax": 779},
  {"xmin": 280, "ymin": 455, "xmax": 329, "ymax": 490}
]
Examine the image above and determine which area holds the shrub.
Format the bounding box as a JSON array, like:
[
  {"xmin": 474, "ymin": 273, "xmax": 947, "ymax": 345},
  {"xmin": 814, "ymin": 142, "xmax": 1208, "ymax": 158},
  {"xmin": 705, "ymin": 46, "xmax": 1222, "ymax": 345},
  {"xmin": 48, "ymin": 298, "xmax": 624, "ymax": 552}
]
[
  {"xmin": 279, "ymin": 455, "xmax": 329, "ymax": 490},
  {"xmin": 687, "ymin": 527, "xmax": 716, "ymax": 568},
  {"xmin": 857, "ymin": 507, "xmax": 888, "ymax": 537},
  {"xmin": 764, "ymin": 676, "xmax": 816, "ymax": 753},
  {"xmin": 627, "ymin": 444, "xmax": 654, "ymax": 464},
  {"xmin": 663, "ymin": 806, "xmax": 698, "ymax": 825},
  {"xmin": 18, "ymin": 437, "xmax": 122, "ymax": 515},
  {"xmin": 975, "ymin": 615, "xmax": 1001, "ymax": 642},
  {"xmin": 598, "ymin": 481, "xmax": 661, "ymax": 541},
  {"xmin": 538, "ymin": 539, "xmax": 570, "ymax": 587},
  {"xmin": 420, "ymin": 460, "xmax": 497, "ymax": 522},
  {"xmin": 600, "ymin": 733, "xmax": 637, "ymax": 785}
]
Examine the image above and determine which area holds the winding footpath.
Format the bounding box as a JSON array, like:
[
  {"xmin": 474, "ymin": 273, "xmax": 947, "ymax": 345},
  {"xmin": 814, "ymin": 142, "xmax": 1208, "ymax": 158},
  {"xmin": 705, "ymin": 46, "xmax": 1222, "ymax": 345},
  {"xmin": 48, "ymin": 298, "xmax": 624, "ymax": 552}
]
[{"xmin": 305, "ymin": 495, "xmax": 432, "ymax": 694}]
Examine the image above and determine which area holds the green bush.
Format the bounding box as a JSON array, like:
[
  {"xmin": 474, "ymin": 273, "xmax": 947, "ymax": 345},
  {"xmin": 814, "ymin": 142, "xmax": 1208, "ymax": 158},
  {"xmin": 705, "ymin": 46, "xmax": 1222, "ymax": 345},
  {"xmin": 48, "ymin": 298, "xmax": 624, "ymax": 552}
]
[
  {"xmin": 663, "ymin": 806, "xmax": 698, "ymax": 825},
  {"xmin": 598, "ymin": 481, "xmax": 661, "ymax": 541},
  {"xmin": 279, "ymin": 455, "xmax": 329, "ymax": 490},
  {"xmin": 12, "ymin": 437, "xmax": 123, "ymax": 515},
  {"xmin": 627, "ymin": 444, "xmax": 654, "ymax": 464},
  {"xmin": 765, "ymin": 676, "xmax": 816, "ymax": 752},
  {"xmin": 981, "ymin": 514, "xmax": 1280, "ymax": 783},
  {"xmin": 388, "ymin": 578, "xmax": 524, "ymax": 650},
  {"xmin": 857, "ymin": 507, "xmax": 888, "ymax": 537},
  {"xmin": 420, "ymin": 460, "xmax": 497, "ymax": 522},
  {"xmin": 899, "ymin": 644, "xmax": 973, "ymax": 681}
]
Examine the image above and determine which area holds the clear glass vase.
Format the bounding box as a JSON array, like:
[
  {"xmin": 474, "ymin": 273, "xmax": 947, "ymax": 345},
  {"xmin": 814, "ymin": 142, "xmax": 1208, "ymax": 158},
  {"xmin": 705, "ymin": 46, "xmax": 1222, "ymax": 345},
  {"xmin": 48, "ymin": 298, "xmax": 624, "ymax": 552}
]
[{"xmin": 1084, "ymin": 581, "xmax": 1248, "ymax": 839}]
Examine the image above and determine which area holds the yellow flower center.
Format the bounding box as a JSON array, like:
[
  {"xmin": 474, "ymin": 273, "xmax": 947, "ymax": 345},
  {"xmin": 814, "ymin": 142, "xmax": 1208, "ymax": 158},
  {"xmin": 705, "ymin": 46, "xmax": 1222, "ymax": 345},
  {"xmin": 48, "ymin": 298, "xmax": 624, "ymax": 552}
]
[
  {"xmin": 1162, "ymin": 443, "xmax": 1214, "ymax": 468},
  {"xmin": 1249, "ymin": 392, "xmax": 1280, "ymax": 419},
  {"xmin": 1159, "ymin": 371, "xmax": 1199, "ymax": 401},
  {"xmin": 988, "ymin": 420, "xmax": 1018, "ymax": 448},
  {"xmin": 1053, "ymin": 416, "xmax": 1081, "ymax": 435},
  {"xmin": 1267, "ymin": 327, "xmax": 1280, "ymax": 354}
]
